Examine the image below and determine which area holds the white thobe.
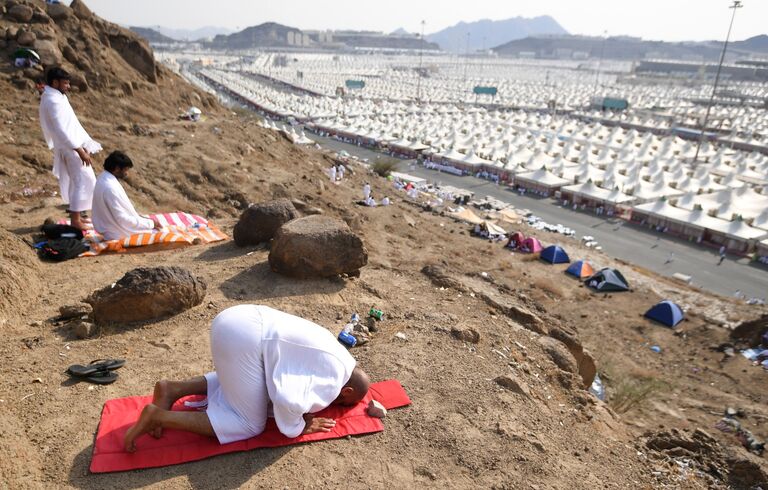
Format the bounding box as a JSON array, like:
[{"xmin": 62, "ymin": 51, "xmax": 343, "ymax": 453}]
[
  {"xmin": 329, "ymin": 166, "xmax": 337, "ymax": 182},
  {"xmin": 363, "ymin": 184, "xmax": 371, "ymax": 199},
  {"xmin": 91, "ymin": 172, "xmax": 154, "ymax": 240},
  {"xmin": 205, "ymin": 305, "xmax": 356, "ymax": 444},
  {"xmin": 39, "ymin": 86, "xmax": 102, "ymax": 211}
]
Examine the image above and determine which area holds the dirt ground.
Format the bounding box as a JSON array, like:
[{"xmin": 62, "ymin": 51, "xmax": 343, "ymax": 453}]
[{"xmin": 1, "ymin": 1, "xmax": 768, "ymax": 488}]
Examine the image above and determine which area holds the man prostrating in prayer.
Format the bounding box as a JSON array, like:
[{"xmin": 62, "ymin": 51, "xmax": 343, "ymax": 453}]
[{"xmin": 124, "ymin": 305, "xmax": 371, "ymax": 452}]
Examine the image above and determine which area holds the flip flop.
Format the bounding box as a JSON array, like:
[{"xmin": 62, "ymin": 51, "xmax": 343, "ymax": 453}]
[
  {"xmin": 66, "ymin": 359, "xmax": 125, "ymax": 377},
  {"xmin": 81, "ymin": 370, "xmax": 118, "ymax": 385}
]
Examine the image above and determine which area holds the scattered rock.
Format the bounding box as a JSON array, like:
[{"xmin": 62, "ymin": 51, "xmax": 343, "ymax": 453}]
[
  {"xmin": 365, "ymin": 316, "xmax": 378, "ymax": 332},
  {"xmin": 538, "ymin": 337, "xmax": 578, "ymax": 374},
  {"xmin": 451, "ymin": 327, "xmax": 481, "ymax": 344},
  {"xmin": 58, "ymin": 303, "xmax": 92, "ymax": 321},
  {"xmin": 233, "ymin": 199, "xmax": 299, "ymax": 246},
  {"xmin": 421, "ymin": 264, "xmax": 467, "ymax": 292},
  {"xmin": 8, "ymin": 4, "xmax": 34, "ymax": 23},
  {"xmin": 494, "ymin": 376, "xmax": 531, "ymax": 397},
  {"xmin": 268, "ymin": 216, "xmax": 368, "ymax": 278},
  {"xmin": 46, "ymin": 3, "xmax": 71, "ymax": 21},
  {"xmin": 730, "ymin": 314, "xmax": 768, "ymax": 348},
  {"xmin": 32, "ymin": 39, "xmax": 62, "ymax": 65},
  {"xmin": 6, "ymin": 26, "xmax": 20, "ymax": 40},
  {"xmin": 73, "ymin": 320, "xmax": 96, "ymax": 339},
  {"xmin": 367, "ymin": 400, "xmax": 387, "ymax": 418},
  {"xmin": 16, "ymin": 30, "xmax": 36, "ymax": 46},
  {"xmin": 85, "ymin": 266, "xmax": 206, "ymax": 324},
  {"xmin": 394, "ymin": 332, "xmax": 408, "ymax": 341}
]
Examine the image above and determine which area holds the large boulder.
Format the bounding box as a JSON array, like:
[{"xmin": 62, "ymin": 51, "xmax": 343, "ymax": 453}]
[
  {"xmin": 268, "ymin": 216, "xmax": 368, "ymax": 278},
  {"xmin": 32, "ymin": 39, "xmax": 62, "ymax": 65},
  {"xmin": 85, "ymin": 266, "xmax": 206, "ymax": 324},
  {"xmin": 16, "ymin": 29, "xmax": 35, "ymax": 46},
  {"xmin": 233, "ymin": 199, "xmax": 299, "ymax": 246},
  {"xmin": 46, "ymin": 3, "xmax": 71, "ymax": 21},
  {"xmin": 8, "ymin": 4, "xmax": 34, "ymax": 23}
]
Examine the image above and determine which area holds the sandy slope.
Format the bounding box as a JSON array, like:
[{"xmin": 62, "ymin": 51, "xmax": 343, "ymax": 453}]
[{"xmin": 0, "ymin": 1, "xmax": 767, "ymax": 488}]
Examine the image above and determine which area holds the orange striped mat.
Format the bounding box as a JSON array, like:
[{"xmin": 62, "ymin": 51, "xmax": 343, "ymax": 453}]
[{"xmin": 60, "ymin": 212, "xmax": 227, "ymax": 257}]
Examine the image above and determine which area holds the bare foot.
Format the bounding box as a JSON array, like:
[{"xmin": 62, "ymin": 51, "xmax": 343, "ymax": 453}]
[
  {"xmin": 124, "ymin": 404, "xmax": 163, "ymax": 453},
  {"xmin": 150, "ymin": 380, "xmax": 178, "ymax": 438}
]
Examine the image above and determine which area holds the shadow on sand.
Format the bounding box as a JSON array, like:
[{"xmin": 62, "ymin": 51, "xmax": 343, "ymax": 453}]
[
  {"xmin": 68, "ymin": 441, "xmax": 290, "ymax": 489},
  {"xmin": 220, "ymin": 261, "xmax": 346, "ymax": 300}
]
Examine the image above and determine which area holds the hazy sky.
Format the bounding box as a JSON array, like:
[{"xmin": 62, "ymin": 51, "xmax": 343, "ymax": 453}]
[{"xmin": 86, "ymin": 0, "xmax": 764, "ymax": 42}]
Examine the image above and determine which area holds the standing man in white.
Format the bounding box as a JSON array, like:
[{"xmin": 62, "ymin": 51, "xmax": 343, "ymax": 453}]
[
  {"xmin": 91, "ymin": 151, "xmax": 160, "ymax": 240},
  {"xmin": 39, "ymin": 67, "xmax": 102, "ymax": 230}
]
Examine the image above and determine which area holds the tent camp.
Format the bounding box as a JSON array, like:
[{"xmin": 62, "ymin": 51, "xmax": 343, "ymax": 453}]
[
  {"xmin": 475, "ymin": 220, "xmax": 507, "ymax": 240},
  {"xmin": 585, "ymin": 268, "xmax": 630, "ymax": 292},
  {"xmin": 540, "ymin": 245, "xmax": 570, "ymax": 264},
  {"xmin": 644, "ymin": 300, "xmax": 684, "ymax": 327},
  {"xmin": 566, "ymin": 260, "xmax": 595, "ymax": 279},
  {"xmin": 521, "ymin": 236, "xmax": 543, "ymax": 253}
]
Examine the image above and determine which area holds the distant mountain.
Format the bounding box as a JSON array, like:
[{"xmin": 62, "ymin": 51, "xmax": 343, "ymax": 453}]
[
  {"xmin": 390, "ymin": 27, "xmax": 411, "ymax": 36},
  {"xmin": 492, "ymin": 34, "xmax": 768, "ymax": 61},
  {"xmin": 150, "ymin": 26, "xmax": 234, "ymax": 42},
  {"xmin": 731, "ymin": 35, "xmax": 768, "ymax": 53},
  {"xmin": 130, "ymin": 27, "xmax": 175, "ymax": 44},
  {"xmin": 208, "ymin": 22, "xmax": 305, "ymax": 49},
  {"xmin": 427, "ymin": 16, "xmax": 567, "ymax": 52}
]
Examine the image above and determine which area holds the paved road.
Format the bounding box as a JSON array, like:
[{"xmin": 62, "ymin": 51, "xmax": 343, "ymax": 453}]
[{"xmin": 312, "ymin": 133, "xmax": 768, "ymax": 300}]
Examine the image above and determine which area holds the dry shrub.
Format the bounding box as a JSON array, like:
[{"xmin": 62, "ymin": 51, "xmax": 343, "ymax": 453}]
[
  {"xmin": 608, "ymin": 368, "xmax": 670, "ymax": 414},
  {"xmin": 532, "ymin": 277, "xmax": 564, "ymax": 297},
  {"xmin": 372, "ymin": 158, "xmax": 399, "ymax": 177}
]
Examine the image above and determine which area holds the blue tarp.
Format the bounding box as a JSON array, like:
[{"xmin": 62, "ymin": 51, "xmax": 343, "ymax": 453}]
[
  {"xmin": 540, "ymin": 245, "xmax": 570, "ymax": 264},
  {"xmin": 644, "ymin": 300, "xmax": 684, "ymax": 327}
]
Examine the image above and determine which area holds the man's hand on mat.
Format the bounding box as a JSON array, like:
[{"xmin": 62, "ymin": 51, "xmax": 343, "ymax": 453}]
[
  {"xmin": 152, "ymin": 219, "xmax": 162, "ymax": 230},
  {"xmin": 75, "ymin": 147, "xmax": 92, "ymax": 167},
  {"xmin": 301, "ymin": 414, "xmax": 336, "ymax": 435}
]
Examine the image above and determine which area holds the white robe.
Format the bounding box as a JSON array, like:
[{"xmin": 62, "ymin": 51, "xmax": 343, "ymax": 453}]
[
  {"xmin": 39, "ymin": 86, "xmax": 102, "ymax": 209},
  {"xmin": 205, "ymin": 305, "xmax": 356, "ymax": 443},
  {"xmin": 363, "ymin": 184, "xmax": 371, "ymax": 199},
  {"xmin": 91, "ymin": 172, "xmax": 154, "ymax": 240}
]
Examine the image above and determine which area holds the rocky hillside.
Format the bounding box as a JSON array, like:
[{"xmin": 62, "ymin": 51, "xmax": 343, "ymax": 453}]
[{"xmin": 0, "ymin": 1, "xmax": 767, "ymax": 488}]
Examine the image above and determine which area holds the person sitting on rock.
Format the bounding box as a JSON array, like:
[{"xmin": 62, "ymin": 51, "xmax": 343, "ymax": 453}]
[
  {"xmin": 124, "ymin": 304, "xmax": 371, "ymax": 452},
  {"xmin": 91, "ymin": 151, "xmax": 160, "ymax": 240}
]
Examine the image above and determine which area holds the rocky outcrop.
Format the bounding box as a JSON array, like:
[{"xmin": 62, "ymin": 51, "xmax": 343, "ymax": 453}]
[
  {"xmin": 538, "ymin": 336, "xmax": 578, "ymax": 374},
  {"xmin": 233, "ymin": 199, "xmax": 299, "ymax": 246},
  {"xmin": 7, "ymin": 4, "xmax": 34, "ymax": 23},
  {"xmin": 46, "ymin": 3, "xmax": 71, "ymax": 21},
  {"xmin": 106, "ymin": 27, "xmax": 158, "ymax": 83},
  {"xmin": 730, "ymin": 314, "xmax": 768, "ymax": 348},
  {"xmin": 268, "ymin": 216, "xmax": 368, "ymax": 278},
  {"xmin": 86, "ymin": 266, "xmax": 206, "ymax": 324}
]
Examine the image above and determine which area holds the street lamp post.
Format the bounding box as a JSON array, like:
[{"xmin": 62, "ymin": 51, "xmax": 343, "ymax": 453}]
[
  {"xmin": 692, "ymin": 0, "xmax": 744, "ymax": 165},
  {"xmin": 417, "ymin": 20, "xmax": 426, "ymax": 102}
]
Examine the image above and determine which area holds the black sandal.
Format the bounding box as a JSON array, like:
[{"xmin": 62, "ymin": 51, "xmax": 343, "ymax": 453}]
[{"xmin": 66, "ymin": 359, "xmax": 125, "ymax": 377}]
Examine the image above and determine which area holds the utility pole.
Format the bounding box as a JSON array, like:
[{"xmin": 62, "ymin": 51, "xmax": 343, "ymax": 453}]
[
  {"xmin": 692, "ymin": 0, "xmax": 744, "ymax": 165},
  {"xmin": 417, "ymin": 20, "xmax": 426, "ymax": 102},
  {"xmin": 463, "ymin": 32, "xmax": 471, "ymax": 89},
  {"xmin": 593, "ymin": 30, "xmax": 608, "ymax": 96}
]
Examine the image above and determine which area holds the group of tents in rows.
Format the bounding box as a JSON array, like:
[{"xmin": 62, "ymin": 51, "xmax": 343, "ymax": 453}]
[{"xmin": 506, "ymin": 238, "xmax": 686, "ymax": 328}]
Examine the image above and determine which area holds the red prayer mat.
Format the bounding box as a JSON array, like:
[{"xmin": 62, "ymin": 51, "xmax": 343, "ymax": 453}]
[{"xmin": 90, "ymin": 380, "xmax": 410, "ymax": 473}]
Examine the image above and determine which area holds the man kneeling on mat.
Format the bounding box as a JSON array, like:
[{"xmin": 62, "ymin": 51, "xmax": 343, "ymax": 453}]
[{"xmin": 124, "ymin": 305, "xmax": 370, "ymax": 452}]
